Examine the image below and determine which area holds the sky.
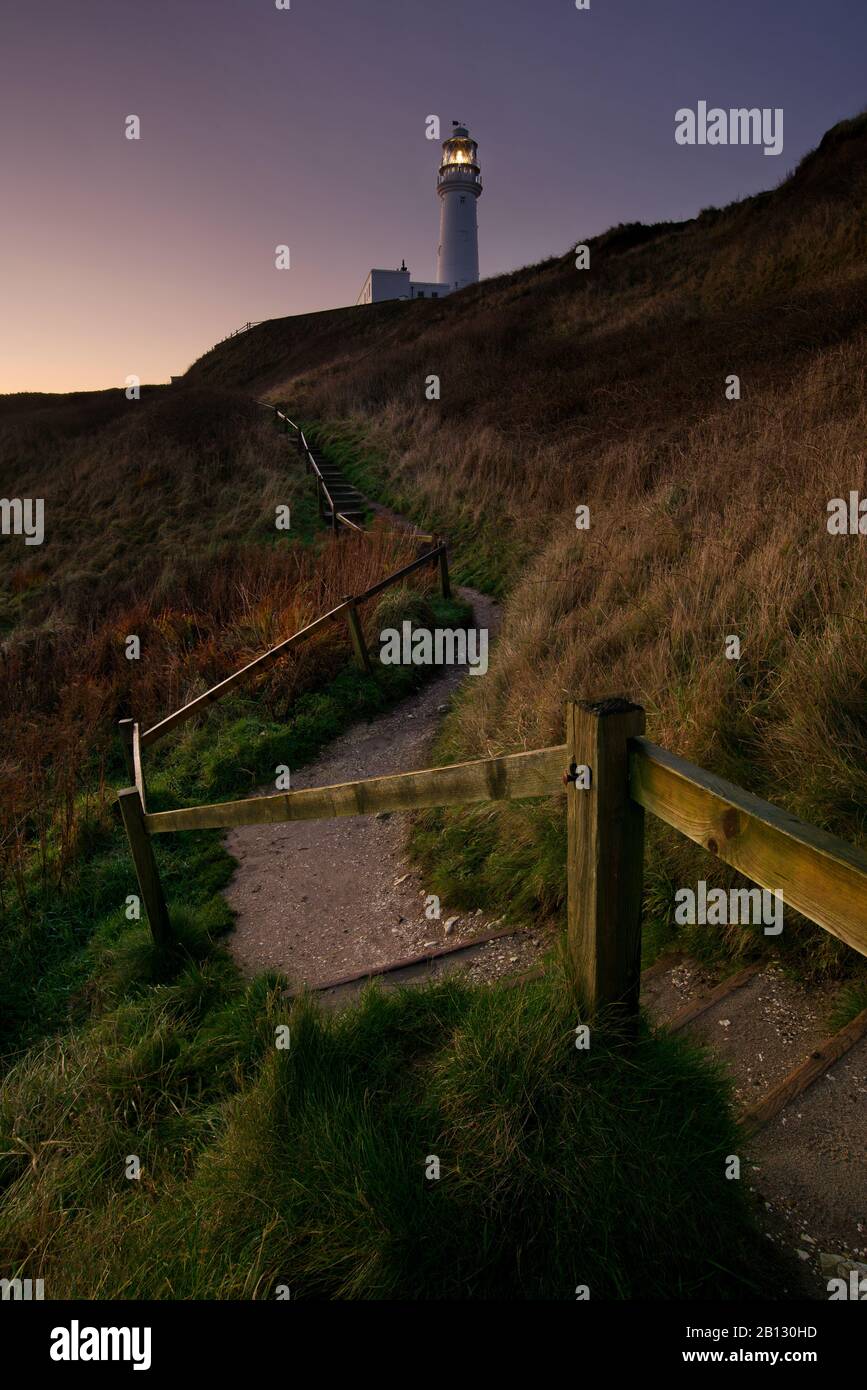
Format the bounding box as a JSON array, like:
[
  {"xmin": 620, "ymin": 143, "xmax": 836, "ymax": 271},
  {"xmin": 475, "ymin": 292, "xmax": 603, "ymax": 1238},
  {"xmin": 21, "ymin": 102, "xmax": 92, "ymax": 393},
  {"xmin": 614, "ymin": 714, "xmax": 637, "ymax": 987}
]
[{"xmin": 1, "ymin": 0, "xmax": 865, "ymax": 393}]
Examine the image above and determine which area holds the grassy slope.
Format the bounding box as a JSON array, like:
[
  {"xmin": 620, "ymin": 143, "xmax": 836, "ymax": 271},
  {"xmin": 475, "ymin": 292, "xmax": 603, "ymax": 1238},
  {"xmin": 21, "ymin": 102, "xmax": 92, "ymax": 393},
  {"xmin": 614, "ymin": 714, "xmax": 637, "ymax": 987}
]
[
  {"xmin": 0, "ymin": 386, "xmax": 444, "ymax": 1051},
  {"xmin": 1, "ymin": 965, "xmax": 795, "ymax": 1300},
  {"xmin": 188, "ymin": 113, "xmax": 867, "ymax": 981}
]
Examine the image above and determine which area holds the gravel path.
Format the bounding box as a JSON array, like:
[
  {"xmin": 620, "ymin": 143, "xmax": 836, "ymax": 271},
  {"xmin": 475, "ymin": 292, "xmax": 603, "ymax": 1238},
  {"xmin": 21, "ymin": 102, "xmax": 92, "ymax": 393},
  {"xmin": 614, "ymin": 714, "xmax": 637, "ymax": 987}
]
[
  {"xmin": 223, "ymin": 501, "xmax": 865, "ymax": 1297},
  {"xmin": 224, "ymin": 585, "xmax": 550, "ymax": 990}
]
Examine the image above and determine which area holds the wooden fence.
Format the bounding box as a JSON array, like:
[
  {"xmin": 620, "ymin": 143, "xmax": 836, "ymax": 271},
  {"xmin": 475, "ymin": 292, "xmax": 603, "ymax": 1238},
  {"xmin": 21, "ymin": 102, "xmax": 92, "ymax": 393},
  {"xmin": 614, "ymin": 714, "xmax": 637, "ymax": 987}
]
[
  {"xmin": 217, "ymin": 320, "xmax": 265, "ymax": 345},
  {"xmin": 116, "ymin": 403, "xmax": 455, "ymax": 934},
  {"xmin": 118, "ymin": 695, "xmax": 867, "ymax": 1020},
  {"xmin": 118, "ymin": 534, "xmax": 450, "ymax": 807}
]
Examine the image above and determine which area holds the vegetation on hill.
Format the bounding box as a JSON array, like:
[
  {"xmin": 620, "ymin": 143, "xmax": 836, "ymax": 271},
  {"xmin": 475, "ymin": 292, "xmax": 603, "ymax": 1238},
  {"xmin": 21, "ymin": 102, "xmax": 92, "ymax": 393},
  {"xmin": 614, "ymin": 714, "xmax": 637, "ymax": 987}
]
[
  {"xmin": 0, "ymin": 385, "xmax": 444, "ymax": 1054},
  {"xmin": 0, "ymin": 961, "xmax": 795, "ymax": 1299},
  {"xmin": 188, "ymin": 113, "xmax": 867, "ymax": 979},
  {"xmin": 2, "ymin": 113, "xmax": 864, "ymax": 1301}
]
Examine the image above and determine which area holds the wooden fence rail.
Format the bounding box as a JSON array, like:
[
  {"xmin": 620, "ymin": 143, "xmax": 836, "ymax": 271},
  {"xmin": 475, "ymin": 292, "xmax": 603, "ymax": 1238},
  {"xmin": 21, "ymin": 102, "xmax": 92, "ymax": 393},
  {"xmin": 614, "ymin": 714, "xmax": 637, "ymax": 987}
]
[
  {"xmin": 143, "ymin": 745, "xmax": 565, "ymax": 834},
  {"xmin": 629, "ymin": 738, "xmax": 867, "ymax": 959},
  {"xmin": 139, "ymin": 544, "xmax": 449, "ymax": 750},
  {"xmin": 118, "ymin": 697, "xmax": 867, "ymax": 1020}
]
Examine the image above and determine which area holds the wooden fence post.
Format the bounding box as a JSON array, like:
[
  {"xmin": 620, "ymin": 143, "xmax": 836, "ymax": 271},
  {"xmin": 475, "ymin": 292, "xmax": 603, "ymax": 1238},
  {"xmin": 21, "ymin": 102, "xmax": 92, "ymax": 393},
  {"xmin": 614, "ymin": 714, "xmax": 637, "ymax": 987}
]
[
  {"xmin": 343, "ymin": 596, "xmax": 372, "ymax": 674},
  {"xmin": 117, "ymin": 786, "xmax": 174, "ymax": 947},
  {"xmin": 565, "ymin": 697, "xmax": 645, "ymax": 1026},
  {"xmin": 118, "ymin": 718, "xmax": 135, "ymax": 782},
  {"xmin": 436, "ymin": 540, "xmax": 451, "ymax": 599},
  {"xmin": 131, "ymin": 720, "xmax": 147, "ymax": 811}
]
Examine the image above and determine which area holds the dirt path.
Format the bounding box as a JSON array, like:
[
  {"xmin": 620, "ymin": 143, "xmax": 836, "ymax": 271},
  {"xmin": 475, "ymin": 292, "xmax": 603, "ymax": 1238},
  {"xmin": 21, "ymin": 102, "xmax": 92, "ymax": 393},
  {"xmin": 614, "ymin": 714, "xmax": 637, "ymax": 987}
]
[
  {"xmin": 223, "ymin": 500, "xmax": 864, "ymax": 1296},
  {"xmin": 224, "ymin": 585, "xmax": 551, "ymax": 992},
  {"xmin": 644, "ymin": 958, "xmax": 867, "ymax": 1293}
]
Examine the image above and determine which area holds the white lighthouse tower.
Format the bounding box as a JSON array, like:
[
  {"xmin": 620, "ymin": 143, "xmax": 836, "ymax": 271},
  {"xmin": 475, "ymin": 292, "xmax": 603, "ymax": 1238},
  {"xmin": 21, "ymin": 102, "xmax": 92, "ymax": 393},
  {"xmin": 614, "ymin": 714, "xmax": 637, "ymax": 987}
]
[
  {"xmin": 356, "ymin": 120, "xmax": 482, "ymax": 306},
  {"xmin": 436, "ymin": 121, "xmax": 482, "ymax": 292}
]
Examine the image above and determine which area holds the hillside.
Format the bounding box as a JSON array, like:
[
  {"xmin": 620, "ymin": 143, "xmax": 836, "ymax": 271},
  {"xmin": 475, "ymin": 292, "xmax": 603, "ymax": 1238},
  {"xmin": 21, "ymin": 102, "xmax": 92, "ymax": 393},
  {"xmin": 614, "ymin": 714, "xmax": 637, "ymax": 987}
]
[
  {"xmin": 186, "ymin": 111, "xmax": 867, "ymax": 974},
  {"xmin": 0, "ymin": 384, "xmax": 428, "ymax": 1049},
  {"xmin": 0, "ymin": 384, "xmax": 789, "ymax": 1304},
  {"xmin": 1, "ymin": 111, "xmax": 864, "ymax": 1305}
]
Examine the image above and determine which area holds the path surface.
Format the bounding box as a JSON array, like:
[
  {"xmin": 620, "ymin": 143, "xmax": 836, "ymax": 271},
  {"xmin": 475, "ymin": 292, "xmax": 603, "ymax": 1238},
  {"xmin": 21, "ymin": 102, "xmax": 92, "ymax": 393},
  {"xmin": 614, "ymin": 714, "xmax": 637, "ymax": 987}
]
[
  {"xmin": 644, "ymin": 958, "xmax": 867, "ymax": 1293},
  {"xmin": 223, "ymin": 496, "xmax": 865, "ymax": 1296},
  {"xmin": 224, "ymin": 586, "xmax": 551, "ymax": 992}
]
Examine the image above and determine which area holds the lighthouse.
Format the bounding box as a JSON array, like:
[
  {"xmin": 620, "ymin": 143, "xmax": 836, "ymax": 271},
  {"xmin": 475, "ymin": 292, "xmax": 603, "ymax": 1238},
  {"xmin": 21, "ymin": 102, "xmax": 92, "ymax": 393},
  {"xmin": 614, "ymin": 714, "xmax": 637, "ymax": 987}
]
[
  {"xmin": 436, "ymin": 122, "xmax": 482, "ymax": 291},
  {"xmin": 356, "ymin": 120, "xmax": 482, "ymax": 305}
]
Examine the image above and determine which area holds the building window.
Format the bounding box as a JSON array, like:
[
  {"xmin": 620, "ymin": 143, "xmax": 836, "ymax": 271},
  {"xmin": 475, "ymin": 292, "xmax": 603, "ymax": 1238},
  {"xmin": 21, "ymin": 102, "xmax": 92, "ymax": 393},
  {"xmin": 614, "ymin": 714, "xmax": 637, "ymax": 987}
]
[
  {"xmin": 459, "ymin": 196, "xmax": 466, "ymax": 204},
  {"xmin": 417, "ymin": 290, "xmax": 425, "ymax": 298},
  {"xmin": 432, "ymin": 292, "xmax": 438, "ymax": 299}
]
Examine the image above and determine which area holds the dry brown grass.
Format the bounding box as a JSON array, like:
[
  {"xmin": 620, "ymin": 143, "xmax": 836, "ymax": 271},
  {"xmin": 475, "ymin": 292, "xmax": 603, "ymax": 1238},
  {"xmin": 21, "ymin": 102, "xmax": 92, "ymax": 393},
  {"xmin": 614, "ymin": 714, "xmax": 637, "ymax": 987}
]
[
  {"xmin": 0, "ymin": 387, "xmax": 421, "ymax": 908},
  {"xmin": 185, "ymin": 113, "xmax": 867, "ymax": 970}
]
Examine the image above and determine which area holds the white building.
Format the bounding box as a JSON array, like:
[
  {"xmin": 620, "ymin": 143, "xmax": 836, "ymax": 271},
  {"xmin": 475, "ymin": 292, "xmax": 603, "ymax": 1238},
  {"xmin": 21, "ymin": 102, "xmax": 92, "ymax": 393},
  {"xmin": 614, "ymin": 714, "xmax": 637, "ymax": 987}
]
[
  {"xmin": 357, "ymin": 121, "xmax": 483, "ymax": 306},
  {"xmin": 356, "ymin": 262, "xmax": 447, "ymax": 306}
]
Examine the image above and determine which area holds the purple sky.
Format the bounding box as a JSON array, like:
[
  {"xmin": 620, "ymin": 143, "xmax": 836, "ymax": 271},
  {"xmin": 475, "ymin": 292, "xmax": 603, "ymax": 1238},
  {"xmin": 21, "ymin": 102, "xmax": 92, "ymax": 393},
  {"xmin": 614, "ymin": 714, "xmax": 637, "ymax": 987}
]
[{"xmin": 2, "ymin": 0, "xmax": 864, "ymax": 392}]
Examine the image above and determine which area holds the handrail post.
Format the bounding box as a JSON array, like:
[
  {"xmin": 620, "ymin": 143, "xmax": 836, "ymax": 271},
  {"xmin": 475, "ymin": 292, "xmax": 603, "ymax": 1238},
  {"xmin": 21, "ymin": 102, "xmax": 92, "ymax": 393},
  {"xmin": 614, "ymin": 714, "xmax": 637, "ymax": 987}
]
[
  {"xmin": 131, "ymin": 720, "xmax": 147, "ymax": 811},
  {"xmin": 118, "ymin": 718, "xmax": 135, "ymax": 782},
  {"xmin": 344, "ymin": 595, "xmax": 372, "ymax": 674},
  {"xmin": 565, "ymin": 698, "xmax": 645, "ymax": 1027},
  {"xmin": 436, "ymin": 539, "xmax": 451, "ymax": 599},
  {"xmin": 117, "ymin": 787, "xmax": 174, "ymax": 947}
]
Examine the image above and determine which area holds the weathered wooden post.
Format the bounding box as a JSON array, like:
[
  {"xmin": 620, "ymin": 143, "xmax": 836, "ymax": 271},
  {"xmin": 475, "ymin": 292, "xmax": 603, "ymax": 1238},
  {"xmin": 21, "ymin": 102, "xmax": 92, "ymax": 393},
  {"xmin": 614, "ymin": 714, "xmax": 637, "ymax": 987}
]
[
  {"xmin": 343, "ymin": 595, "xmax": 372, "ymax": 674},
  {"xmin": 436, "ymin": 539, "xmax": 451, "ymax": 599},
  {"xmin": 118, "ymin": 718, "xmax": 135, "ymax": 782},
  {"xmin": 117, "ymin": 787, "xmax": 174, "ymax": 946},
  {"xmin": 565, "ymin": 697, "xmax": 645, "ymax": 1026}
]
